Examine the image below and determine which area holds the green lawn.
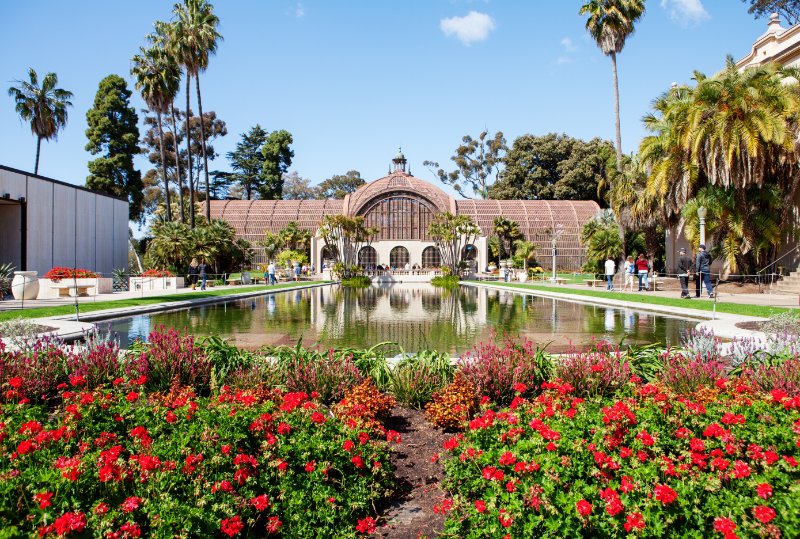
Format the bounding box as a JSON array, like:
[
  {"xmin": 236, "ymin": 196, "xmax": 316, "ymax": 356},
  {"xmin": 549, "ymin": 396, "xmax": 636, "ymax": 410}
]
[
  {"xmin": 476, "ymin": 281, "xmax": 797, "ymax": 318},
  {"xmin": 0, "ymin": 282, "xmax": 332, "ymax": 322}
]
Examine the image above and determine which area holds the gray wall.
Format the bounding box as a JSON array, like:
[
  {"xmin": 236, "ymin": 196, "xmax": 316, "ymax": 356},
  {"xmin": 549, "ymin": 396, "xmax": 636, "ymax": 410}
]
[{"xmin": 0, "ymin": 166, "xmax": 129, "ymax": 276}]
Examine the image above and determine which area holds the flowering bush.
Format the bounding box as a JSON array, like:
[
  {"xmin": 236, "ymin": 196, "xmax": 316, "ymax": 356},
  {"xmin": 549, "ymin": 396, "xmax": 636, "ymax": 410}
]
[
  {"xmin": 281, "ymin": 348, "xmax": 363, "ymax": 404},
  {"xmin": 426, "ymin": 373, "xmax": 478, "ymax": 429},
  {"xmin": 127, "ymin": 326, "xmax": 211, "ymax": 393},
  {"xmin": 44, "ymin": 267, "xmax": 98, "ymax": 281},
  {"xmin": 334, "ymin": 378, "xmax": 397, "ymax": 435},
  {"xmin": 140, "ymin": 269, "xmax": 173, "ymax": 277},
  {"xmin": 458, "ymin": 338, "xmax": 553, "ymax": 405},
  {"xmin": 660, "ymin": 352, "xmax": 728, "ymax": 395},
  {"xmin": 0, "ymin": 383, "xmax": 394, "ymax": 538},
  {"xmin": 440, "ymin": 380, "xmax": 800, "ymax": 538},
  {"xmin": 554, "ymin": 344, "xmax": 631, "ymax": 398}
]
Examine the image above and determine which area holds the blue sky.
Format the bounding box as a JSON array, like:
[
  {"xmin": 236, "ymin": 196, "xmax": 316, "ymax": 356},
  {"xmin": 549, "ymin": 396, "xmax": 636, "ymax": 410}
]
[{"xmin": 0, "ymin": 1, "xmax": 772, "ymax": 201}]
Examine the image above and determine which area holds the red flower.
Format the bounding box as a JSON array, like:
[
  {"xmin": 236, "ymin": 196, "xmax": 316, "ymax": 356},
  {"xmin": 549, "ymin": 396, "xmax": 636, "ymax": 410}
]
[
  {"xmin": 126, "ymin": 391, "xmax": 139, "ymax": 402},
  {"xmin": 714, "ymin": 517, "xmax": 737, "ymax": 534},
  {"xmin": 576, "ymin": 499, "xmax": 592, "ymax": 516},
  {"xmin": 251, "ymin": 494, "xmax": 270, "ymax": 511},
  {"xmin": 654, "ymin": 484, "xmax": 678, "ymax": 505},
  {"xmin": 512, "ymin": 382, "xmax": 527, "ymax": 393},
  {"xmin": 266, "ymin": 516, "xmax": 282, "ymax": 534},
  {"xmin": 756, "ymin": 483, "xmax": 773, "ymax": 499},
  {"xmin": 277, "ymin": 422, "xmax": 291, "ymax": 435},
  {"xmin": 343, "ymin": 440, "xmax": 355, "ymax": 452},
  {"xmin": 121, "ymin": 497, "xmax": 142, "ymax": 513},
  {"xmin": 355, "ymin": 517, "xmax": 377, "ymax": 534},
  {"xmin": 311, "ymin": 412, "xmax": 326, "ymax": 424},
  {"xmin": 94, "ymin": 502, "xmax": 110, "ymax": 515},
  {"xmin": 351, "ymin": 455, "xmax": 365, "ymax": 469},
  {"xmin": 165, "ymin": 411, "xmax": 177, "ymax": 424},
  {"xmin": 624, "ymin": 512, "xmax": 645, "ymax": 532},
  {"xmin": 221, "ymin": 515, "xmax": 244, "ymax": 537},
  {"xmin": 33, "ymin": 491, "xmax": 53, "ymax": 509},
  {"xmin": 9, "ymin": 377, "xmax": 22, "ymax": 389},
  {"xmin": 475, "ymin": 500, "xmax": 487, "ymax": 513},
  {"xmin": 52, "ymin": 512, "xmax": 87, "ymax": 535},
  {"xmin": 69, "ymin": 375, "xmax": 86, "ymax": 387},
  {"xmin": 753, "ymin": 505, "xmax": 776, "ymax": 524},
  {"xmin": 305, "ymin": 460, "xmax": 316, "ymax": 472},
  {"xmin": 498, "ymin": 509, "xmax": 513, "ymax": 528}
]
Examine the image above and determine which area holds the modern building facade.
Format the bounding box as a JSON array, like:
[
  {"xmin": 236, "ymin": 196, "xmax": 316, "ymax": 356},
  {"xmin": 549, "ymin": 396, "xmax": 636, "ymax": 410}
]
[
  {"xmin": 0, "ymin": 165, "xmax": 129, "ymax": 276},
  {"xmin": 210, "ymin": 151, "xmax": 600, "ymax": 273}
]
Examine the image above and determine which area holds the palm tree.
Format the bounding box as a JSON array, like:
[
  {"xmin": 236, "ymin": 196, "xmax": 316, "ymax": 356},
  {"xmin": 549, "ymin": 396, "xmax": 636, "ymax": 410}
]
[
  {"xmin": 148, "ymin": 220, "xmax": 192, "ymax": 270},
  {"xmin": 132, "ymin": 46, "xmax": 181, "ymax": 221},
  {"xmin": 492, "ymin": 217, "xmax": 522, "ymax": 263},
  {"xmin": 7, "ymin": 68, "xmax": 74, "ymax": 175},
  {"xmin": 279, "ymin": 221, "xmax": 312, "ymax": 253},
  {"xmin": 513, "ymin": 239, "xmax": 536, "ymax": 273},
  {"xmin": 580, "ymin": 0, "xmax": 646, "ymax": 169},
  {"xmin": 171, "ymin": 0, "xmax": 222, "ymax": 223}
]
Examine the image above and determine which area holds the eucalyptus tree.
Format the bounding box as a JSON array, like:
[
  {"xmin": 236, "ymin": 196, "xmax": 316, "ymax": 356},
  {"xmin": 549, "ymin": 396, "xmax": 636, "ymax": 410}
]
[
  {"xmin": 7, "ymin": 68, "xmax": 73, "ymax": 175},
  {"xmin": 580, "ymin": 0, "xmax": 646, "ymax": 168},
  {"xmin": 132, "ymin": 46, "xmax": 181, "ymax": 221},
  {"xmin": 424, "ymin": 131, "xmax": 506, "ymax": 199},
  {"xmin": 171, "ymin": 0, "xmax": 222, "ymax": 222}
]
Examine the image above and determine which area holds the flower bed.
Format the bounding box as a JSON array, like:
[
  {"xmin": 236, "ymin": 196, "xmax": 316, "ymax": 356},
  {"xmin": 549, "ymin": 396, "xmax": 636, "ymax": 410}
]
[
  {"xmin": 439, "ymin": 381, "xmax": 800, "ymax": 538},
  {"xmin": 44, "ymin": 267, "xmax": 98, "ymax": 281},
  {"xmin": 0, "ymin": 383, "xmax": 394, "ymax": 538},
  {"xmin": 140, "ymin": 269, "xmax": 173, "ymax": 278}
]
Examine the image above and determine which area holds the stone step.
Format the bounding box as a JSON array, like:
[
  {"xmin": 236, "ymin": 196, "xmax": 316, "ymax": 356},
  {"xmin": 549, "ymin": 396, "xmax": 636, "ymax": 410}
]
[{"xmin": 773, "ymin": 283, "xmax": 800, "ymax": 293}]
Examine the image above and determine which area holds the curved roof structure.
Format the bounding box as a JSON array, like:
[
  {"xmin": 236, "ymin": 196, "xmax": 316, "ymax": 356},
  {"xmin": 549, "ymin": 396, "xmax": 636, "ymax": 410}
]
[{"xmin": 344, "ymin": 171, "xmax": 454, "ymax": 215}]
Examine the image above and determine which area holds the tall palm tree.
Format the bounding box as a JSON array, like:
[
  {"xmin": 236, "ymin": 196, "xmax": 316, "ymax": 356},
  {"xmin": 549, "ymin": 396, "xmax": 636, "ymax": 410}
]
[
  {"xmin": 171, "ymin": 0, "xmax": 222, "ymax": 223},
  {"xmin": 132, "ymin": 46, "xmax": 181, "ymax": 221},
  {"xmin": 8, "ymin": 68, "xmax": 74, "ymax": 175},
  {"xmin": 580, "ymin": 0, "xmax": 646, "ymax": 169},
  {"xmin": 492, "ymin": 217, "xmax": 522, "ymax": 263},
  {"xmin": 513, "ymin": 239, "xmax": 536, "ymax": 273},
  {"xmin": 148, "ymin": 220, "xmax": 192, "ymax": 270}
]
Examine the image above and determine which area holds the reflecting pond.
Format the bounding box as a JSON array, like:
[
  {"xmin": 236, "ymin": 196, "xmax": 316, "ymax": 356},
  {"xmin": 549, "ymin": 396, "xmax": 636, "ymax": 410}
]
[{"xmin": 105, "ymin": 284, "xmax": 697, "ymax": 353}]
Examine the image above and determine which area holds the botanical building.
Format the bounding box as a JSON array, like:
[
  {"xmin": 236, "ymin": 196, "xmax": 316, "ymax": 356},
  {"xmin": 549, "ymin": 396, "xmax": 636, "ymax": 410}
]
[{"xmin": 209, "ymin": 151, "xmax": 600, "ymax": 273}]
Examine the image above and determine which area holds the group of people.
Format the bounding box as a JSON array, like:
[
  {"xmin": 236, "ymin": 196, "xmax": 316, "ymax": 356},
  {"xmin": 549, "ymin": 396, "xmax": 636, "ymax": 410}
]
[
  {"xmin": 263, "ymin": 262, "xmax": 314, "ymax": 285},
  {"xmin": 604, "ymin": 244, "xmax": 714, "ymax": 298},
  {"xmin": 187, "ymin": 258, "xmax": 208, "ymax": 290}
]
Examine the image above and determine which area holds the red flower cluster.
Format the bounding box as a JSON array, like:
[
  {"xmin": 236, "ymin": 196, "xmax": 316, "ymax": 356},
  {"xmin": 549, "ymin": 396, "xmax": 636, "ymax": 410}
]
[{"xmin": 44, "ymin": 267, "xmax": 97, "ymax": 281}]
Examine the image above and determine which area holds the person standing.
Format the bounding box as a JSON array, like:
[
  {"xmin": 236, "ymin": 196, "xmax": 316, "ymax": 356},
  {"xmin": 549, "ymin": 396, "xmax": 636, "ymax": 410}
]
[
  {"xmin": 677, "ymin": 247, "xmax": 693, "ymax": 299},
  {"xmin": 267, "ymin": 261, "xmax": 276, "ymax": 285},
  {"xmin": 188, "ymin": 258, "xmax": 199, "ymax": 290},
  {"xmin": 198, "ymin": 259, "xmax": 208, "ymax": 290},
  {"xmin": 604, "ymin": 255, "xmax": 616, "ymax": 290},
  {"xmin": 293, "ymin": 263, "xmax": 301, "ymax": 282},
  {"xmin": 622, "ymin": 256, "xmax": 635, "ymax": 292},
  {"xmin": 635, "ymin": 253, "xmax": 650, "ymax": 291},
  {"xmin": 695, "ymin": 244, "xmax": 714, "ymax": 298}
]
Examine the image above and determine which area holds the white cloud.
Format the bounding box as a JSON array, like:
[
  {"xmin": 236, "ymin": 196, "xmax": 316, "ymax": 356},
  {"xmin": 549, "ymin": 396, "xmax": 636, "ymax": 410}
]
[
  {"xmin": 295, "ymin": 2, "xmax": 305, "ymax": 18},
  {"xmin": 661, "ymin": 0, "xmax": 710, "ymax": 26},
  {"xmin": 561, "ymin": 37, "xmax": 577, "ymax": 52},
  {"xmin": 440, "ymin": 11, "xmax": 496, "ymax": 45}
]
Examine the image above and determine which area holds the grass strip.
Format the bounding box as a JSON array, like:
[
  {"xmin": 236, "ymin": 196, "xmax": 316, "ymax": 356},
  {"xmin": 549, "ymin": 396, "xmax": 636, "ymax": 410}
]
[
  {"xmin": 0, "ymin": 282, "xmax": 333, "ymax": 322},
  {"xmin": 474, "ymin": 281, "xmax": 796, "ymax": 318}
]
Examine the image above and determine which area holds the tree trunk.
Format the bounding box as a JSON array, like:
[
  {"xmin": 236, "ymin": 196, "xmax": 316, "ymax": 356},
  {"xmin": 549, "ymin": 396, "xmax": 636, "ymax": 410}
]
[
  {"xmin": 34, "ymin": 136, "xmax": 42, "ymax": 175},
  {"xmin": 185, "ymin": 77, "xmax": 195, "ymax": 228},
  {"xmin": 170, "ymin": 103, "xmax": 185, "ymax": 224},
  {"xmin": 157, "ymin": 112, "xmax": 171, "ymax": 221},
  {"xmin": 196, "ymin": 75, "xmax": 211, "ymax": 221},
  {"xmin": 610, "ymin": 51, "xmax": 623, "ymax": 170}
]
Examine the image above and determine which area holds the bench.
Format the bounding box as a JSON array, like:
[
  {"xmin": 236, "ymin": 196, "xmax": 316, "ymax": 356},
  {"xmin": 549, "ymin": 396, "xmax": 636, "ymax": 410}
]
[
  {"xmin": 585, "ymin": 279, "xmax": 607, "ymax": 288},
  {"xmin": 51, "ymin": 285, "xmax": 94, "ymax": 297},
  {"xmin": 548, "ymin": 277, "xmax": 567, "ymax": 285},
  {"xmin": 226, "ymin": 278, "xmax": 242, "ymax": 285}
]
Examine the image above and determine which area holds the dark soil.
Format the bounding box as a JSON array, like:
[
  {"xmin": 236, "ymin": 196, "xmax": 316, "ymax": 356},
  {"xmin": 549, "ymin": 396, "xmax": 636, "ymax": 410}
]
[{"xmin": 378, "ymin": 407, "xmax": 449, "ymax": 539}]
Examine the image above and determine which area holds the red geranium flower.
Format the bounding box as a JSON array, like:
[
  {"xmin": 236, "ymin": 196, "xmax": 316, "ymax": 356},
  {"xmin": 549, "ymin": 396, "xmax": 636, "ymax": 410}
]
[
  {"xmin": 756, "ymin": 483, "xmax": 773, "ymax": 499},
  {"xmin": 753, "ymin": 506, "xmax": 776, "ymax": 524},
  {"xmin": 251, "ymin": 494, "xmax": 270, "ymax": 511},
  {"xmin": 33, "ymin": 491, "xmax": 53, "ymax": 509},
  {"xmin": 121, "ymin": 497, "xmax": 142, "ymax": 513},
  {"xmin": 9, "ymin": 377, "xmax": 22, "ymax": 389},
  {"xmin": 266, "ymin": 516, "xmax": 282, "ymax": 534},
  {"xmin": 576, "ymin": 499, "xmax": 592, "ymax": 516},
  {"xmin": 714, "ymin": 517, "xmax": 737, "ymax": 534},
  {"xmin": 654, "ymin": 484, "xmax": 678, "ymax": 505},
  {"xmin": 52, "ymin": 512, "xmax": 86, "ymax": 535},
  {"xmin": 221, "ymin": 515, "xmax": 244, "ymax": 537},
  {"xmin": 475, "ymin": 500, "xmax": 487, "ymax": 513},
  {"xmin": 355, "ymin": 516, "xmax": 376, "ymax": 534},
  {"xmin": 624, "ymin": 512, "xmax": 645, "ymax": 532},
  {"xmin": 498, "ymin": 509, "xmax": 513, "ymax": 528}
]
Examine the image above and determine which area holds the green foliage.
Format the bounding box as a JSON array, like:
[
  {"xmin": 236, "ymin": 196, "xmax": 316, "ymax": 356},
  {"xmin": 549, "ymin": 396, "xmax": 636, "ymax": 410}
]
[
  {"xmin": 341, "ymin": 275, "xmax": 372, "ymax": 287},
  {"xmin": 743, "ymin": 0, "xmax": 800, "ymax": 24},
  {"xmin": 260, "ymin": 129, "xmax": 294, "ymax": 199},
  {"xmin": 275, "ymin": 249, "xmax": 308, "ymax": 269},
  {"xmin": 424, "ymin": 131, "xmax": 507, "ymax": 199},
  {"xmin": 146, "ymin": 219, "xmax": 251, "ymax": 274},
  {"xmin": 226, "ymin": 124, "xmax": 269, "ymax": 200},
  {"xmin": 319, "ymin": 215, "xmax": 377, "ymax": 277},
  {"xmin": 316, "ymin": 170, "xmax": 365, "ymax": 199},
  {"xmin": 431, "ymin": 275, "xmax": 460, "ymax": 288},
  {"xmin": 428, "ymin": 212, "xmax": 481, "ymax": 274},
  {"xmin": 492, "ymin": 217, "xmax": 523, "ymax": 262},
  {"xmin": 580, "ymin": 210, "xmax": 624, "ymax": 274},
  {"xmin": 624, "ymin": 342, "xmax": 665, "ymax": 382},
  {"xmin": 7, "ymin": 68, "xmax": 73, "ymax": 174},
  {"xmin": 389, "ymin": 351, "xmax": 455, "ymax": 408},
  {"xmin": 488, "ymin": 133, "xmax": 614, "ymax": 205},
  {"xmin": 0, "ymin": 263, "xmax": 14, "ymax": 297}
]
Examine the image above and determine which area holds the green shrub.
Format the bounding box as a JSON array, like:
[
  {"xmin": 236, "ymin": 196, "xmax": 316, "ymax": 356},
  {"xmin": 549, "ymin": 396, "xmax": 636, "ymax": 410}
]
[{"xmin": 431, "ymin": 275, "xmax": 460, "ymax": 288}]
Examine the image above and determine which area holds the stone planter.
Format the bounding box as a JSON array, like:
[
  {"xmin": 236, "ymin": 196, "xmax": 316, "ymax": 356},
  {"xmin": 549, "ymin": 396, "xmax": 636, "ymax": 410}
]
[
  {"xmin": 518, "ymin": 273, "xmax": 528, "ymax": 283},
  {"xmin": 37, "ymin": 277, "xmax": 114, "ymax": 299},
  {"xmin": 11, "ymin": 271, "xmax": 39, "ymax": 300},
  {"xmin": 129, "ymin": 276, "xmax": 185, "ymax": 292}
]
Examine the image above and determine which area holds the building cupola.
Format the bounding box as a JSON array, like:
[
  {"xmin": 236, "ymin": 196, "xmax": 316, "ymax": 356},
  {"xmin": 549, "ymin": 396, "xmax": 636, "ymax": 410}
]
[{"xmin": 392, "ymin": 147, "xmax": 407, "ymax": 173}]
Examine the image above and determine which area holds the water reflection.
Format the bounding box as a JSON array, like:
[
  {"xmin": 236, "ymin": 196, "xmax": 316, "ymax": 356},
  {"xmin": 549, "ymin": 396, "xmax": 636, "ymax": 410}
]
[{"xmin": 105, "ymin": 284, "xmax": 695, "ymax": 353}]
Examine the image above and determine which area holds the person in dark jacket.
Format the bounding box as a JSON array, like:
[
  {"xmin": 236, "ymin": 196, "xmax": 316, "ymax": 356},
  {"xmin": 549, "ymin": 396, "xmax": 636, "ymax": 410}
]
[
  {"xmin": 677, "ymin": 248, "xmax": 693, "ymax": 299},
  {"xmin": 198, "ymin": 259, "xmax": 209, "ymax": 291},
  {"xmin": 695, "ymin": 244, "xmax": 714, "ymax": 298}
]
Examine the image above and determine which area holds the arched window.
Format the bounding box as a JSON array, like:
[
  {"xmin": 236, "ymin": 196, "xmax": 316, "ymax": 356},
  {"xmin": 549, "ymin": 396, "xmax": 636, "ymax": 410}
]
[
  {"xmin": 360, "ymin": 194, "xmax": 438, "ymax": 240},
  {"xmin": 358, "ymin": 246, "xmax": 377, "ymax": 268},
  {"xmin": 421, "ymin": 246, "xmax": 441, "ymax": 268},
  {"xmin": 390, "ymin": 246, "xmax": 409, "ymax": 268},
  {"xmin": 321, "ymin": 245, "xmax": 338, "ymax": 262},
  {"xmin": 461, "ymin": 244, "xmax": 477, "ymax": 261}
]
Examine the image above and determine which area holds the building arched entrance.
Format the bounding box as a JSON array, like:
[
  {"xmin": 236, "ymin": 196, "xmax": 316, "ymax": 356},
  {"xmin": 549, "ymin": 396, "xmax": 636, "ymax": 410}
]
[
  {"xmin": 461, "ymin": 244, "xmax": 477, "ymax": 261},
  {"xmin": 421, "ymin": 246, "xmax": 441, "ymax": 268},
  {"xmin": 358, "ymin": 245, "xmax": 377, "ymax": 269},
  {"xmin": 320, "ymin": 245, "xmax": 338, "ymax": 264},
  {"xmin": 390, "ymin": 246, "xmax": 409, "ymax": 269}
]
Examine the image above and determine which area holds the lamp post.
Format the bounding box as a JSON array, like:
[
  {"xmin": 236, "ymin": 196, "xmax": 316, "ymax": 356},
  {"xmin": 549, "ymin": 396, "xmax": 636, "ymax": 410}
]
[
  {"xmin": 551, "ymin": 237, "xmax": 557, "ymax": 282},
  {"xmin": 697, "ymin": 206, "xmax": 707, "ymax": 247}
]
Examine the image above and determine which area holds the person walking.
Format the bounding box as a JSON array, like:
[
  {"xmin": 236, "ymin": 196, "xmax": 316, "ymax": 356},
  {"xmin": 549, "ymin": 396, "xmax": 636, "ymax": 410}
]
[
  {"xmin": 635, "ymin": 253, "xmax": 650, "ymax": 291},
  {"xmin": 188, "ymin": 258, "xmax": 199, "ymax": 290},
  {"xmin": 604, "ymin": 255, "xmax": 616, "ymax": 290},
  {"xmin": 267, "ymin": 261, "xmax": 276, "ymax": 286},
  {"xmin": 198, "ymin": 259, "xmax": 208, "ymax": 291},
  {"xmin": 622, "ymin": 255, "xmax": 635, "ymax": 292},
  {"xmin": 695, "ymin": 244, "xmax": 714, "ymax": 298},
  {"xmin": 293, "ymin": 263, "xmax": 301, "ymax": 282},
  {"xmin": 677, "ymin": 247, "xmax": 693, "ymax": 299}
]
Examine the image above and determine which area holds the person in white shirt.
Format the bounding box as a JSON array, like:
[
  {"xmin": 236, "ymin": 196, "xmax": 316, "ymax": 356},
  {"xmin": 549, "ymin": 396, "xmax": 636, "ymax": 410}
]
[
  {"xmin": 604, "ymin": 256, "xmax": 616, "ymax": 291},
  {"xmin": 267, "ymin": 262, "xmax": 276, "ymax": 285},
  {"xmin": 622, "ymin": 256, "xmax": 635, "ymax": 292}
]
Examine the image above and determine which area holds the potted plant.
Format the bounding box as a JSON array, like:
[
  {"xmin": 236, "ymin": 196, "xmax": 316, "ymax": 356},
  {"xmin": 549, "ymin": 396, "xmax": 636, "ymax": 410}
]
[{"xmin": 11, "ymin": 270, "xmax": 39, "ymax": 300}]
